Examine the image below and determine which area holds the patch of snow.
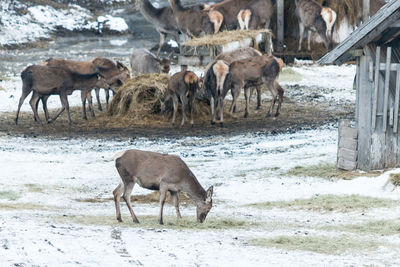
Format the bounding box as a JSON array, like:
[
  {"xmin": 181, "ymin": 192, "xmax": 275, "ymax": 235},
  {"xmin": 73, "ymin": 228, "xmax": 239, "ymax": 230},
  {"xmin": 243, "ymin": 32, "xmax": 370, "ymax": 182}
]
[{"xmin": 167, "ymin": 39, "xmax": 179, "ymax": 48}]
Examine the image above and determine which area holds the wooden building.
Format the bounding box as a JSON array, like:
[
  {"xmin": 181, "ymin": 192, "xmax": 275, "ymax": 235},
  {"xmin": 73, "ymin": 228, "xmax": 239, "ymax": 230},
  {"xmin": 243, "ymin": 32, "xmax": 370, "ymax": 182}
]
[{"xmin": 319, "ymin": 0, "xmax": 400, "ymax": 170}]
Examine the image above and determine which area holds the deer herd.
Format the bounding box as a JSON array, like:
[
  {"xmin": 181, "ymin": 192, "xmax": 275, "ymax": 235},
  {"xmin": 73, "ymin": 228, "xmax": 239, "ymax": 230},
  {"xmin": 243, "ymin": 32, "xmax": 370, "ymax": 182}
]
[{"xmin": 11, "ymin": 0, "xmax": 338, "ymax": 224}]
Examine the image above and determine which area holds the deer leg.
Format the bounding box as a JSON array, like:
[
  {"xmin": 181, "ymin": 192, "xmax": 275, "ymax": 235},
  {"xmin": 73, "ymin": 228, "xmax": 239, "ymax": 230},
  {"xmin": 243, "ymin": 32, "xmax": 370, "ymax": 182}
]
[
  {"xmin": 256, "ymin": 85, "xmax": 262, "ymax": 110},
  {"xmin": 218, "ymin": 95, "xmax": 224, "ymax": 127},
  {"xmin": 210, "ymin": 96, "xmax": 216, "ymax": 125},
  {"xmin": 15, "ymin": 90, "xmax": 30, "ymax": 125},
  {"xmin": 113, "ymin": 183, "xmax": 124, "ymax": 222},
  {"xmin": 40, "ymin": 95, "xmax": 51, "ymax": 123},
  {"xmin": 275, "ymin": 83, "xmax": 284, "ymax": 117},
  {"xmin": 229, "ymin": 84, "xmax": 242, "ymax": 114},
  {"xmin": 122, "ymin": 181, "xmax": 139, "ymax": 223},
  {"xmin": 189, "ymin": 93, "xmax": 195, "ymax": 127},
  {"xmin": 158, "ymin": 183, "xmax": 168, "ymax": 225},
  {"xmin": 86, "ymin": 90, "xmax": 95, "ymax": 118},
  {"xmin": 59, "ymin": 91, "xmax": 72, "ymax": 125},
  {"xmin": 230, "ymin": 89, "xmax": 237, "ymax": 113},
  {"xmin": 105, "ymin": 88, "xmax": 110, "ymax": 110},
  {"xmin": 29, "ymin": 92, "xmax": 43, "ymax": 126},
  {"xmin": 298, "ymin": 22, "xmax": 305, "ymax": 52},
  {"xmin": 170, "ymin": 191, "xmax": 182, "ymax": 219},
  {"xmin": 81, "ymin": 90, "xmax": 88, "ymax": 120},
  {"xmin": 180, "ymin": 94, "xmax": 188, "ymax": 126},
  {"xmin": 244, "ymin": 87, "xmax": 251, "ymax": 118},
  {"xmin": 265, "ymin": 79, "xmax": 278, "ymax": 118},
  {"xmin": 95, "ymin": 88, "xmax": 102, "ymax": 111},
  {"xmin": 307, "ymin": 30, "xmax": 312, "ymax": 51},
  {"xmin": 157, "ymin": 32, "xmax": 166, "ymax": 57},
  {"xmin": 171, "ymin": 94, "xmax": 178, "ymax": 126}
]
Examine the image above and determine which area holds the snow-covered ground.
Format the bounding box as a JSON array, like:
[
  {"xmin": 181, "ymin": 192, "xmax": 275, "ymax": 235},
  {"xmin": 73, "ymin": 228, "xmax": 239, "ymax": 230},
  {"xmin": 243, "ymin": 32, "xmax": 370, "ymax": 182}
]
[{"xmin": 0, "ymin": 1, "xmax": 129, "ymax": 47}]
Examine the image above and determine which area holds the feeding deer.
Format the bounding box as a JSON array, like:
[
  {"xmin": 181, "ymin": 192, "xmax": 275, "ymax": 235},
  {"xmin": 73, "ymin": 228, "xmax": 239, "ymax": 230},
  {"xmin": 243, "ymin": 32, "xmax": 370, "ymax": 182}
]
[
  {"xmin": 295, "ymin": 0, "xmax": 336, "ymax": 51},
  {"xmin": 227, "ymin": 55, "xmax": 284, "ymax": 119},
  {"xmin": 113, "ymin": 149, "xmax": 214, "ymax": 225},
  {"xmin": 15, "ymin": 65, "xmax": 108, "ymax": 126},
  {"xmin": 237, "ymin": 0, "xmax": 273, "ymax": 30},
  {"xmin": 130, "ymin": 48, "xmax": 172, "ymax": 76},
  {"xmin": 168, "ymin": 0, "xmax": 224, "ymax": 39},
  {"xmin": 37, "ymin": 58, "xmax": 129, "ymax": 121},
  {"xmin": 204, "ymin": 60, "xmax": 230, "ymax": 127},
  {"xmin": 161, "ymin": 70, "xmax": 199, "ymax": 126}
]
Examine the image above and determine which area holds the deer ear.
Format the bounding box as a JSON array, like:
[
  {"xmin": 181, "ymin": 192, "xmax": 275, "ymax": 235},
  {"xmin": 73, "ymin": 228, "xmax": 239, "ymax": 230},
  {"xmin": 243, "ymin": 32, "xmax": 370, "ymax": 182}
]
[{"xmin": 206, "ymin": 186, "xmax": 213, "ymax": 201}]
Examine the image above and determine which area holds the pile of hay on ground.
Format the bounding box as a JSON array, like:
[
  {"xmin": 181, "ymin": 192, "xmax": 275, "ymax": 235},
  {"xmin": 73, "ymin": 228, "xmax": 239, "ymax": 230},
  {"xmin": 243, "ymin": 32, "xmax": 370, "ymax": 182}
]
[
  {"xmin": 185, "ymin": 29, "xmax": 271, "ymax": 47},
  {"xmin": 384, "ymin": 173, "xmax": 400, "ymax": 189},
  {"xmin": 108, "ymin": 74, "xmax": 169, "ymax": 118}
]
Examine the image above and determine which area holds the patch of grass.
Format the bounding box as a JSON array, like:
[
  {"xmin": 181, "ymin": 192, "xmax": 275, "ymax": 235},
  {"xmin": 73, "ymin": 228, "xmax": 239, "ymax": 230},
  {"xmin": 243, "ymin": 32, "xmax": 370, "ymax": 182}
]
[
  {"xmin": 285, "ymin": 163, "xmax": 382, "ymax": 180},
  {"xmin": 0, "ymin": 191, "xmax": 20, "ymax": 201},
  {"xmin": 0, "ymin": 203, "xmax": 60, "ymax": 211},
  {"xmin": 278, "ymin": 68, "xmax": 302, "ymax": 83},
  {"xmin": 56, "ymin": 215, "xmax": 259, "ymax": 230},
  {"xmin": 384, "ymin": 173, "xmax": 400, "ymax": 189},
  {"xmin": 24, "ymin": 183, "xmax": 44, "ymax": 193},
  {"xmin": 247, "ymin": 194, "xmax": 397, "ymax": 212},
  {"xmin": 249, "ymin": 235, "xmax": 380, "ymax": 255},
  {"xmin": 322, "ymin": 219, "xmax": 400, "ymax": 236}
]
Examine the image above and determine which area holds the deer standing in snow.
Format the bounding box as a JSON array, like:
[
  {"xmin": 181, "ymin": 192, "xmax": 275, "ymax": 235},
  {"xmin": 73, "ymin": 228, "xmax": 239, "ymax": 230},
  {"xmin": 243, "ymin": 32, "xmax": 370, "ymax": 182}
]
[{"xmin": 113, "ymin": 149, "xmax": 213, "ymax": 225}]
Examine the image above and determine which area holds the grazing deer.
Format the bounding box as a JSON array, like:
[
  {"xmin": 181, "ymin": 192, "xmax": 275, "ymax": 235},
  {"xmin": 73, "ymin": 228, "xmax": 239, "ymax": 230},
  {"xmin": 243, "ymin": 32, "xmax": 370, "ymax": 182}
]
[
  {"xmin": 227, "ymin": 55, "xmax": 284, "ymax": 119},
  {"xmin": 113, "ymin": 149, "xmax": 214, "ymax": 225},
  {"xmin": 237, "ymin": 0, "xmax": 273, "ymax": 30},
  {"xmin": 38, "ymin": 58, "xmax": 129, "ymax": 121},
  {"xmin": 136, "ymin": 0, "xmax": 181, "ymax": 56},
  {"xmin": 161, "ymin": 70, "xmax": 199, "ymax": 126},
  {"xmin": 15, "ymin": 65, "xmax": 108, "ymax": 126},
  {"xmin": 204, "ymin": 60, "xmax": 230, "ymax": 126},
  {"xmin": 168, "ymin": 0, "xmax": 224, "ymax": 39},
  {"xmin": 130, "ymin": 48, "xmax": 172, "ymax": 76},
  {"xmin": 295, "ymin": 0, "xmax": 336, "ymax": 51}
]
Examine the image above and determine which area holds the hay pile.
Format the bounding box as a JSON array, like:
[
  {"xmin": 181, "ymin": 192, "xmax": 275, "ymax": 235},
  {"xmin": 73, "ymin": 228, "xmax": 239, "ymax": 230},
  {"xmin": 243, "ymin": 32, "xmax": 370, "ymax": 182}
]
[
  {"xmin": 384, "ymin": 173, "xmax": 400, "ymax": 190},
  {"xmin": 185, "ymin": 29, "xmax": 271, "ymax": 47},
  {"xmin": 108, "ymin": 74, "xmax": 169, "ymax": 118}
]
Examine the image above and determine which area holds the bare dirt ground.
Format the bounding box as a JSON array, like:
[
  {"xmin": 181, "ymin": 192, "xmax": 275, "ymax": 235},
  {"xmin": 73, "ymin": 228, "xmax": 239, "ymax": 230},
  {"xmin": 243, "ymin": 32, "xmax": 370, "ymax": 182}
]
[{"xmin": 0, "ymin": 96, "xmax": 354, "ymax": 139}]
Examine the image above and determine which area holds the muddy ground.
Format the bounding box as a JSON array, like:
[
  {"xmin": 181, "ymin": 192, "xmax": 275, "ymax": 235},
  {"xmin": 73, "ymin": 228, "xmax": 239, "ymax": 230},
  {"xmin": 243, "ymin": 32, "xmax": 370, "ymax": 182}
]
[{"xmin": 0, "ymin": 95, "xmax": 354, "ymax": 139}]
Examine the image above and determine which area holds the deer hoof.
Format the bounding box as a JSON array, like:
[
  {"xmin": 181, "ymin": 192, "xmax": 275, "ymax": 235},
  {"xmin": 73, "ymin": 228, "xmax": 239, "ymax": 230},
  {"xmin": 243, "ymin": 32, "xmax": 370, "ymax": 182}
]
[
  {"xmin": 220, "ymin": 122, "xmax": 224, "ymax": 128},
  {"xmin": 210, "ymin": 120, "xmax": 215, "ymax": 125},
  {"xmin": 265, "ymin": 113, "xmax": 271, "ymax": 118},
  {"xmin": 117, "ymin": 217, "xmax": 122, "ymax": 222},
  {"xmin": 14, "ymin": 119, "xmax": 18, "ymax": 125},
  {"xmin": 47, "ymin": 119, "xmax": 53, "ymax": 124},
  {"xmin": 159, "ymin": 220, "xmax": 164, "ymax": 225},
  {"xmin": 274, "ymin": 112, "xmax": 280, "ymax": 118},
  {"xmin": 244, "ymin": 112, "xmax": 248, "ymax": 118},
  {"xmin": 255, "ymin": 106, "xmax": 261, "ymax": 110},
  {"xmin": 191, "ymin": 124, "xmax": 194, "ymax": 128}
]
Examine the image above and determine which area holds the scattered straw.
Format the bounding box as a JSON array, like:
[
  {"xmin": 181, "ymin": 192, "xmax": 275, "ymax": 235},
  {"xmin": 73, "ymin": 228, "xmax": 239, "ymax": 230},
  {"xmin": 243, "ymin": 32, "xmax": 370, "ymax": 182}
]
[
  {"xmin": 384, "ymin": 173, "xmax": 400, "ymax": 190},
  {"xmin": 185, "ymin": 29, "xmax": 271, "ymax": 47}
]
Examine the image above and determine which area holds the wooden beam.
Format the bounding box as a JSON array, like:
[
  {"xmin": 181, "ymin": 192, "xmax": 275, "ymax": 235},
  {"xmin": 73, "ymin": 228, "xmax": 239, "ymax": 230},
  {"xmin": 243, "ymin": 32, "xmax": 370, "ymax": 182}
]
[
  {"xmin": 276, "ymin": 0, "xmax": 284, "ymax": 52},
  {"xmin": 383, "ymin": 47, "xmax": 392, "ymax": 132},
  {"xmin": 394, "ymin": 66, "xmax": 400, "ymax": 133},
  {"xmin": 372, "ymin": 46, "xmax": 380, "ymax": 131},
  {"xmin": 363, "ymin": 0, "xmax": 370, "ymax": 22}
]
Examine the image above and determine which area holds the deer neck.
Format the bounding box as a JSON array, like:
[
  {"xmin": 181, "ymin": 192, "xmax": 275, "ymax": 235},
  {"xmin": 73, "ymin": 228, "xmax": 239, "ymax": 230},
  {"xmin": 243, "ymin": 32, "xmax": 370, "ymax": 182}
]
[
  {"xmin": 137, "ymin": 0, "xmax": 162, "ymax": 21},
  {"xmin": 183, "ymin": 175, "xmax": 207, "ymax": 204},
  {"xmin": 72, "ymin": 72, "xmax": 99, "ymax": 90}
]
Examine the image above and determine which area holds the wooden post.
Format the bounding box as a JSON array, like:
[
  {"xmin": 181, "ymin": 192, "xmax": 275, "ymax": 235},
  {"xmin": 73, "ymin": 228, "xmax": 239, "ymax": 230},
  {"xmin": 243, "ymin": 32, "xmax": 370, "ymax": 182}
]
[
  {"xmin": 363, "ymin": 0, "xmax": 370, "ymax": 22},
  {"xmin": 357, "ymin": 54, "xmax": 373, "ymax": 170},
  {"xmin": 383, "ymin": 47, "xmax": 392, "ymax": 132},
  {"xmin": 372, "ymin": 46, "xmax": 380, "ymax": 130},
  {"xmin": 277, "ymin": 0, "xmax": 284, "ymax": 52},
  {"xmin": 394, "ymin": 66, "xmax": 400, "ymax": 133}
]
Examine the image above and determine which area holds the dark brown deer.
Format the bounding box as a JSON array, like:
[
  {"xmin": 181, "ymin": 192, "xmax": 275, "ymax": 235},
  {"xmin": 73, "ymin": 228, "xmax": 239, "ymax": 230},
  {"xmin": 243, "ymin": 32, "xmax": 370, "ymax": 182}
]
[
  {"xmin": 227, "ymin": 55, "xmax": 284, "ymax": 119},
  {"xmin": 130, "ymin": 48, "xmax": 172, "ymax": 76},
  {"xmin": 204, "ymin": 60, "xmax": 230, "ymax": 126},
  {"xmin": 15, "ymin": 65, "xmax": 108, "ymax": 126},
  {"xmin": 237, "ymin": 0, "xmax": 273, "ymax": 30},
  {"xmin": 203, "ymin": 0, "xmax": 252, "ymax": 30},
  {"xmin": 136, "ymin": 0, "xmax": 181, "ymax": 56},
  {"xmin": 168, "ymin": 0, "xmax": 223, "ymax": 39},
  {"xmin": 113, "ymin": 149, "xmax": 213, "ymax": 225},
  {"xmin": 295, "ymin": 0, "xmax": 336, "ymax": 51},
  {"xmin": 161, "ymin": 70, "xmax": 199, "ymax": 126}
]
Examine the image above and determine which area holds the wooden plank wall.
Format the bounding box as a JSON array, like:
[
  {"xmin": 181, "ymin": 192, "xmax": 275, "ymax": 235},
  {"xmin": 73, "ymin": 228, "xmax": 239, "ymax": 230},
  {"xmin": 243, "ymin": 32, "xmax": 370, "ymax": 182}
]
[{"xmin": 337, "ymin": 120, "xmax": 358, "ymax": 170}]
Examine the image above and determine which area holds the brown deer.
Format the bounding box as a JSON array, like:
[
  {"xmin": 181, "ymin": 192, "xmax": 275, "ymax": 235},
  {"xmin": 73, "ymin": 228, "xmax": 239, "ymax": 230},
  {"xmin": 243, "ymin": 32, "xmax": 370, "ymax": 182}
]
[
  {"xmin": 37, "ymin": 58, "xmax": 129, "ymax": 121},
  {"xmin": 130, "ymin": 48, "xmax": 172, "ymax": 76},
  {"xmin": 227, "ymin": 55, "xmax": 284, "ymax": 119},
  {"xmin": 168, "ymin": 0, "xmax": 224, "ymax": 39},
  {"xmin": 295, "ymin": 0, "xmax": 336, "ymax": 51},
  {"xmin": 161, "ymin": 70, "xmax": 199, "ymax": 126},
  {"xmin": 237, "ymin": 0, "xmax": 273, "ymax": 30},
  {"xmin": 15, "ymin": 65, "xmax": 108, "ymax": 126},
  {"xmin": 203, "ymin": 0, "xmax": 252, "ymax": 30},
  {"xmin": 113, "ymin": 149, "xmax": 213, "ymax": 225},
  {"xmin": 204, "ymin": 60, "xmax": 230, "ymax": 127},
  {"xmin": 136, "ymin": 0, "xmax": 181, "ymax": 56}
]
